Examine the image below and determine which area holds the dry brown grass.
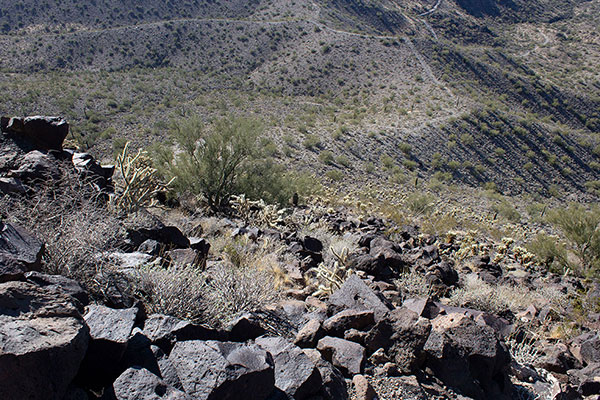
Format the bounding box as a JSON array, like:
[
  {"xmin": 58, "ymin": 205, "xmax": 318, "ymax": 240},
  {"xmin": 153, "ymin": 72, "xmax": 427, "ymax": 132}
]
[
  {"xmin": 135, "ymin": 262, "xmax": 282, "ymax": 327},
  {"xmin": 0, "ymin": 172, "xmax": 122, "ymax": 283},
  {"xmin": 447, "ymin": 274, "xmax": 568, "ymax": 315}
]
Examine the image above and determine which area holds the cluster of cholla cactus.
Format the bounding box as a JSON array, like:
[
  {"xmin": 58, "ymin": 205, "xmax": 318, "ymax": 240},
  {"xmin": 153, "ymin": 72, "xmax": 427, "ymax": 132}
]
[
  {"xmin": 309, "ymin": 246, "xmax": 354, "ymax": 297},
  {"xmin": 230, "ymin": 194, "xmax": 288, "ymax": 227},
  {"xmin": 447, "ymin": 230, "xmax": 491, "ymax": 260},
  {"xmin": 493, "ymin": 237, "xmax": 537, "ymax": 268},
  {"xmin": 109, "ymin": 142, "xmax": 173, "ymax": 215}
]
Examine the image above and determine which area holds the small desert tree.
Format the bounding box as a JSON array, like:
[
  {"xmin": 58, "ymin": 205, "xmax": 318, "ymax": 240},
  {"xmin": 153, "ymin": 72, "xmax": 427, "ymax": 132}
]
[
  {"xmin": 548, "ymin": 204, "xmax": 600, "ymax": 277},
  {"xmin": 153, "ymin": 116, "xmax": 298, "ymax": 210}
]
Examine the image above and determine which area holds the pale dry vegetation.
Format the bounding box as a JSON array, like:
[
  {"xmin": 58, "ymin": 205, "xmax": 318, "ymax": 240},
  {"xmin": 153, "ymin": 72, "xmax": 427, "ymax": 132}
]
[
  {"xmin": 0, "ymin": 172, "xmax": 122, "ymax": 282},
  {"xmin": 447, "ymin": 274, "xmax": 569, "ymax": 315}
]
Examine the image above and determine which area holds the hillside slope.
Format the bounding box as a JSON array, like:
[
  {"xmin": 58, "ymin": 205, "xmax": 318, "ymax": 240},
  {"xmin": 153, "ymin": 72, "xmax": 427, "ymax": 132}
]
[{"xmin": 0, "ymin": 0, "xmax": 598, "ymax": 199}]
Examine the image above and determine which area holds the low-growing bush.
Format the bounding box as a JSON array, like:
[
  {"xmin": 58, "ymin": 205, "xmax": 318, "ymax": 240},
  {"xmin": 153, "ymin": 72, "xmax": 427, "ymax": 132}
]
[
  {"xmin": 548, "ymin": 204, "xmax": 600, "ymax": 277},
  {"xmin": 135, "ymin": 262, "xmax": 281, "ymax": 326},
  {"xmin": 405, "ymin": 192, "xmax": 434, "ymax": 216},
  {"xmin": 527, "ymin": 233, "xmax": 567, "ymax": 273},
  {"xmin": 152, "ymin": 116, "xmax": 301, "ymax": 210}
]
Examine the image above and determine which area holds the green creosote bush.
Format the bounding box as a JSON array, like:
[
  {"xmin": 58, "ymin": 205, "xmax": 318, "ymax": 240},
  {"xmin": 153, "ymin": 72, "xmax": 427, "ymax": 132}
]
[
  {"xmin": 151, "ymin": 116, "xmax": 305, "ymax": 210},
  {"xmin": 547, "ymin": 204, "xmax": 600, "ymax": 277},
  {"xmin": 319, "ymin": 150, "xmax": 335, "ymax": 165},
  {"xmin": 303, "ymin": 134, "xmax": 321, "ymax": 150},
  {"xmin": 405, "ymin": 192, "xmax": 435, "ymax": 216},
  {"xmin": 492, "ymin": 199, "xmax": 521, "ymax": 223},
  {"xmin": 527, "ymin": 233, "xmax": 567, "ymax": 274}
]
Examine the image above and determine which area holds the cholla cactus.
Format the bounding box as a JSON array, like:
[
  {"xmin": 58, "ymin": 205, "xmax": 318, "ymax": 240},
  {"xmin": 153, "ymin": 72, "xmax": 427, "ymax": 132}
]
[
  {"xmin": 454, "ymin": 230, "xmax": 491, "ymax": 260},
  {"xmin": 308, "ymin": 246, "xmax": 354, "ymax": 297},
  {"xmin": 109, "ymin": 142, "xmax": 173, "ymax": 215},
  {"xmin": 230, "ymin": 194, "xmax": 288, "ymax": 227}
]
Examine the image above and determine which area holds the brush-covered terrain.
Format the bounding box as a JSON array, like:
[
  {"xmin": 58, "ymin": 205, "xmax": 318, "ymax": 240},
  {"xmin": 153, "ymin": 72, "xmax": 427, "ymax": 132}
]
[
  {"xmin": 0, "ymin": 0, "xmax": 599, "ymax": 197},
  {"xmin": 0, "ymin": 0, "xmax": 599, "ymax": 399}
]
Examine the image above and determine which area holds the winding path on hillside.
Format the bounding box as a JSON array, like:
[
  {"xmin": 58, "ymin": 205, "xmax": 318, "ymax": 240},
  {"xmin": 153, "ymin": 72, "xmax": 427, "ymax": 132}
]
[
  {"xmin": 2, "ymin": 5, "xmax": 455, "ymax": 100},
  {"xmin": 419, "ymin": 0, "xmax": 443, "ymax": 16}
]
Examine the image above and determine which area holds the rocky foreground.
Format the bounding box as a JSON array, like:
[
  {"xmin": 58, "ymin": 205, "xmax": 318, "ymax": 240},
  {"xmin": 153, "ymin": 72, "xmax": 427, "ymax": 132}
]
[{"xmin": 1, "ymin": 116, "xmax": 599, "ymax": 400}]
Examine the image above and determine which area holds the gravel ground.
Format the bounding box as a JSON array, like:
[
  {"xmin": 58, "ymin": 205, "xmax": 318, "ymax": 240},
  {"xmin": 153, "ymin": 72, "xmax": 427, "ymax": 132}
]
[{"xmin": 347, "ymin": 375, "xmax": 470, "ymax": 400}]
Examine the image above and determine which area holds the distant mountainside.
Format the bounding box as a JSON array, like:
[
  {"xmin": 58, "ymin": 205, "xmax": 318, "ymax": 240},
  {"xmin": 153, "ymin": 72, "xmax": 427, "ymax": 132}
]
[{"xmin": 0, "ymin": 0, "xmax": 598, "ymax": 199}]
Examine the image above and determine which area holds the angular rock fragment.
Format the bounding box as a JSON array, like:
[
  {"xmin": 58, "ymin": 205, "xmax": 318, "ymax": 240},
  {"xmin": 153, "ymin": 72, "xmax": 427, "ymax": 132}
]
[
  {"xmin": 303, "ymin": 348, "xmax": 348, "ymax": 400},
  {"xmin": 255, "ymin": 336, "xmax": 322, "ymax": 399},
  {"xmin": 295, "ymin": 319, "xmax": 325, "ymax": 348},
  {"xmin": 5, "ymin": 116, "xmax": 69, "ymax": 151},
  {"xmin": 143, "ymin": 313, "xmax": 225, "ymax": 352},
  {"xmin": 365, "ymin": 306, "xmax": 431, "ymax": 374},
  {"xmin": 323, "ymin": 309, "xmax": 375, "ymax": 336},
  {"xmin": 0, "ymin": 281, "xmax": 89, "ymax": 400},
  {"xmin": 423, "ymin": 313, "xmax": 512, "ymax": 399},
  {"xmin": 77, "ymin": 305, "xmax": 138, "ymax": 387},
  {"xmin": 317, "ymin": 336, "xmax": 366, "ymax": 377},
  {"xmin": 328, "ymin": 275, "xmax": 392, "ymax": 322},
  {"xmin": 169, "ymin": 340, "xmax": 275, "ymax": 400},
  {"xmin": 113, "ymin": 367, "xmax": 192, "ymax": 400},
  {"xmin": 0, "ymin": 221, "xmax": 44, "ymax": 282}
]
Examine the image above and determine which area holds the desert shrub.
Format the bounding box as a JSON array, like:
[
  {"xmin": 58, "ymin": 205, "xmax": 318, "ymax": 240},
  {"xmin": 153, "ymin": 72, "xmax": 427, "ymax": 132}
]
[
  {"xmin": 460, "ymin": 133, "xmax": 474, "ymax": 145},
  {"xmin": 136, "ymin": 242, "xmax": 283, "ymax": 326},
  {"xmin": 398, "ymin": 142, "xmax": 412, "ymax": 155},
  {"xmin": 448, "ymin": 275, "xmax": 567, "ymax": 315},
  {"xmin": 527, "ymin": 233, "xmax": 567, "ymax": 273},
  {"xmin": 135, "ymin": 264, "xmax": 208, "ymax": 322},
  {"xmin": 394, "ymin": 272, "xmax": 431, "ymax": 301},
  {"xmin": 404, "ymin": 192, "xmax": 434, "ymax": 216},
  {"xmin": 303, "ymin": 134, "xmax": 321, "ymax": 149},
  {"xmin": 336, "ymin": 155, "xmax": 350, "ymax": 168},
  {"xmin": 380, "ymin": 154, "xmax": 394, "ymax": 169},
  {"xmin": 319, "ymin": 150, "xmax": 335, "ymax": 165},
  {"xmin": 403, "ymin": 159, "xmax": 418, "ymax": 171},
  {"xmin": 152, "ymin": 116, "xmax": 297, "ymax": 209},
  {"xmin": 548, "ymin": 204, "xmax": 600, "ymax": 276},
  {"xmin": 0, "ymin": 172, "xmax": 122, "ymax": 283},
  {"xmin": 492, "ymin": 200, "xmax": 521, "ymax": 223},
  {"xmin": 202, "ymin": 263, "xmax": 281, "ymax": 326},
  {"xmin": 326, "ymin": 170, "xmax": 344, "ymax": 181}
]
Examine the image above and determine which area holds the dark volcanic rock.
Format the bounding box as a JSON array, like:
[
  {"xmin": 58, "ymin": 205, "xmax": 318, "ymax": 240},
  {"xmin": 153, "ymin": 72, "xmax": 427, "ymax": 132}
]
[
  {"xmin": 538, "ymin": 343, "xmax": 581, "ymax": 374},
  {"xmin": 25, "ymin": 271, "xmax": 89, "ymax": 306},
  {"xmin": 0, "ymin": 176, "xmax": 26, "ymax": 194},
  {"xmin": 317, "ymin": 336, "xmax": 366, "ymax": 377},
  {"xmin": 113, "ymin": 367, "xmax": 191, "ymax": 400},
  {"xmin": 118, "ymin": 329, "xmax": 161, "ymax": 376},
  {"xmin": 255, "ymin": 336, "xmax": 322, "ymax": 399},
  {"xmin": 569, "ymin": 363, "xmax": 600, "ymax": 396},
  {"xmin": 295, "ymin": 319, "xmax": 325, "ymax": 348},
  {"xmin": 303, "ymin": 348, "xmax": 349, "ymax": 400},
  {"xmin": 227, "ymin": 313, "xmax": 266, "ymax": 342},
  {"xmin": 0, "ymin": 221, "xmax": 44, "ymax": 282},
  {"xmin": 5, "ymin": 116, "xmax": 69, "ymax": 151},
  {"xmin": 11, "ymin": 150, "xmax": 61, "ymax": 180},
  {"xmin": 0, "ymin": 281, "xmax": 89, "ymax": 400},
  {"xmin": 323, "ymin": 309, "xmax": 375, "ymax": 336},
  {"xmin": 169, "ymin": 340, "xmax": 275, "ymax": 400},
  {"xmin": 77, "ymin": 305, "xmax": 138, "ymax": 388},
  {"xmin": 580, "ymin": 333, "xmax": 600, "ymax": 365},
  {"xmin": 71, "ymin": 152, "xmax": 114, "ymax": 185},
  {"xmin": 165, "ymin": 248, "xmax": 206, "ymax": 268},
  {"xmin": 365, "ymin": 306, "xmax": 432, "ymax": 374},
  {"xmin": 423, "ymin": 313, "xmax": 512, "ymax": 399},
  {"xmin": 124, "ymin": 212, "xmax": 190, "ymax": 250},
  {"xmin": 303, "ymin": 236, "xmax": 323, "ymax": 253},
  {"xmin": 143, "ymin": 313, "xmax": 225, "ymax": 353},
  {"xmin": 328, "ymin": 275, "xmax": 392, "ymax": 322}
]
